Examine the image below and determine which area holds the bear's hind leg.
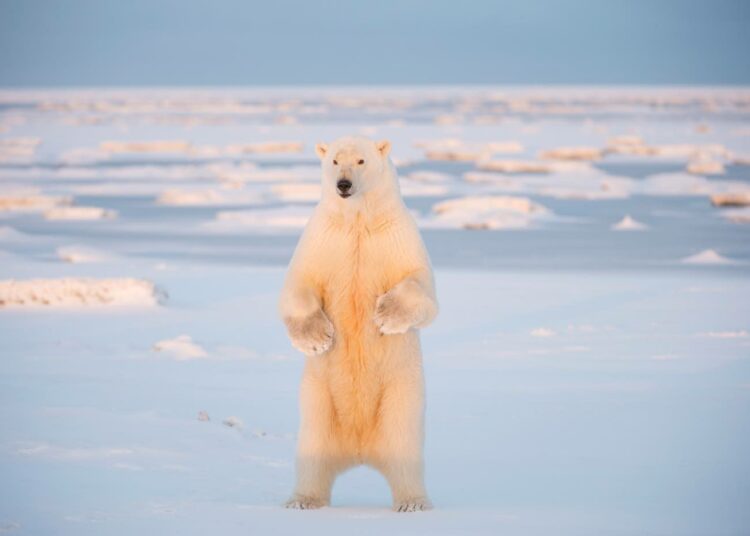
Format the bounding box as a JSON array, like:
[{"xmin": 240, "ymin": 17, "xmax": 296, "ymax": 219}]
[
  {"xmin": 286, "ymin": 374, "xmax": 346, "ymax": 509},
  {"xmin": 368, "ymin": 379, "xmax": 431, "ymax": 512}
]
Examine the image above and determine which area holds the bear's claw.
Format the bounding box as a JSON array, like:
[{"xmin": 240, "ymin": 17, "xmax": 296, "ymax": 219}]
[
  {"xmin": 287, "ymin": 309, "xmax": 335, "ymax": 356},
  {"xmin": 394, "ymin": 498, "xmax": 432, "ymax": 512}
]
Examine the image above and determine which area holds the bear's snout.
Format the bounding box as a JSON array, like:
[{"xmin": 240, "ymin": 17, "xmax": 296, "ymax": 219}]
[{"xmin": 337, "ymin": 178, "xmax": 353, "ymax": 198}]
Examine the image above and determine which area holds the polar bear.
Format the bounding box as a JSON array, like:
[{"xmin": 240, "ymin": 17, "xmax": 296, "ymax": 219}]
[{"xmin": 279, "ymin": 136, "xmax": 438, "ymax": 512}]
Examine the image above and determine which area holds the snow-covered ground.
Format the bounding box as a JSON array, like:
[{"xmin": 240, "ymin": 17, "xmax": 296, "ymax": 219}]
[{"xmin": 1, "ymin": 87, "xmax": 749, "ymax": 535}]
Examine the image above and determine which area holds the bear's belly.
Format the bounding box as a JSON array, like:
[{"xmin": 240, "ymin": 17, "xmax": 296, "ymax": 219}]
[{"xmin": 318, "ymin": 280, "xmax": 412, "ymax": 451}]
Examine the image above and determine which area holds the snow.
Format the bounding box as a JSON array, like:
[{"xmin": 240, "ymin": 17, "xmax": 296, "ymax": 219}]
[
  {"xmin": 1, "ymin": 86, "xmax": 750, "ymax": 535},
  {"xmin": 0, "ymin": 278, "xmax": 161, "ymax": 307},
  {"xmin": 611, "ymin": 215, "xmax": 648, "ymax": 231}
]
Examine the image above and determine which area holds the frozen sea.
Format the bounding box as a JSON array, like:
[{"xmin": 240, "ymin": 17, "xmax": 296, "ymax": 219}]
[{"xmin": 1, "ymin": 87, "xmax": 749, "ymax": 535}]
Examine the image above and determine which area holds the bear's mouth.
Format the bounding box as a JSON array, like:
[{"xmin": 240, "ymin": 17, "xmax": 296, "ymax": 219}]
[{"xmin": 338, "ymin": 192, "xmax": 352, "ymax": 199}]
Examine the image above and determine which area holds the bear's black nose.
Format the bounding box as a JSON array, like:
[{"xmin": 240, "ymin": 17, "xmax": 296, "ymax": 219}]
[{"xmin": 337, "ymin": 179, "xmax": 352, "ymax": 195}]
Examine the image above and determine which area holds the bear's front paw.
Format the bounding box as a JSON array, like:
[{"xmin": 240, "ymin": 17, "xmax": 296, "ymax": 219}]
[
  {"xmin": 374, "ymin": 291, "xmax": 414, "ymax": 335},
  {"xmin": 286, "ymin": 309, "xmax": 334, "ymax": 356}
]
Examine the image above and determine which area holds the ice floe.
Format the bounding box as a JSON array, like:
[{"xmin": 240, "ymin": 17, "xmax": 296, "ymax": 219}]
[
  {"xmin": 611, "ymin": 215, "xmax": 648, "ymax": 231},
  {"xmin": 681, "ymin": 249, "xmax": 735, "ymax": 265},
  {"xmin": 269, "ymin": 183, "xmax": 321, "ymax": 203},
  {"xmin": 530, "ymin": 327, "xmax": 556, "ymax": 337},
  {"xmin": 423, "ymin": 195, "xmax": 550, "ymax": 230},
  {"xmin": 686, "ymin": 159, "xmax": 725, "ymax": 175},
  {"xmin": 210, "ymin": 206, "xmax": 312, "ymax": 231},
  {"xmin": 44, "ymin": 206, "xmax": 116, "ymax": 221},
  {"xmin": 417, "ymin": 139, "xmax": 524, "ymax": 162},
  {"xmin": 698, "ymin": 330, "xmax": 748, "ymax": 339},
  {"xmin": 465, "ymin": 166, "xmax": 634, "ymax": 200},
  {"xmin": 100, "ymin": 140, "xmax": 193, "ymax": 154},
  {"xmin": 0, "ymin": 278, "xmax": 162, "ymax": 307},
  {"xmin": 0, "ymin": 189, "xmax": 71, "ymax": 212},
  {"xmin": 224, "ymin": 141, "xmax": 303, "ymax": 154},
  {"xmin": 539, "ymin": 146, "xmax": 602, "ymax": 161},
  {"xmin": 710, "ymin": 193, "xmax": 750, "ymax": 207},
  {"xmin": 476, "ymin": 159, "xmax": 552, "ymax": 174},
  {"xmin": 640, "ymin": 173, "xmax": 749, "ymax": 197},
  {"xmin": 153, "ymin": 335, "xmax": 208, "ymax": 360},
  {"xmin": 56, "ymin": 245, "xmax": 109, "ymax": 263}
]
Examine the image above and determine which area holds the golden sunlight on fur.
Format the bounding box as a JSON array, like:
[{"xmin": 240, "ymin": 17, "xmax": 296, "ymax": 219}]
[{"xmin": 279, "ymin": 136, "xmax": 438, "ymax": 512}]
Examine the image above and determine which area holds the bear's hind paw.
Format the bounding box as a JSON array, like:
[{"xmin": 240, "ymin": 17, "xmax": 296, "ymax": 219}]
[
  {"xmin": 394, "ymin": 498, "xmax": 432, "ymax": 513},
  {"xmin": 284, "ymin": 495, "xmax": 328, "ymax": 510}
]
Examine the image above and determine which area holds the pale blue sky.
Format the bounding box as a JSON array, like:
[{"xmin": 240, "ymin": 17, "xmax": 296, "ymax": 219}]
[{"xmin": 0, "ymin": 0, "xmax": 748, "ymax": 86}]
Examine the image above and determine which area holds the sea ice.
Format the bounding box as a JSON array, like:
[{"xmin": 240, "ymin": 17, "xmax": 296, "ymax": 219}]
[{"xmin": 0, "ymin": 278, "xmax": 161, "ymax": 307}]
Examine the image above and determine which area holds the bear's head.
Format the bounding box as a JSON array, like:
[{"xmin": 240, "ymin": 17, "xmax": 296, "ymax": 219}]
[{"xmin": 315, "ymin": 137, "xmax": 394, "ymax": 202}]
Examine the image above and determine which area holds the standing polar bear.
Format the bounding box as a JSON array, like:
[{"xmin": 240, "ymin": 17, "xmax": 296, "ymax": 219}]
[{"xmin": 279, "ymin": 136, "xmax": 438, "ymax": 512}]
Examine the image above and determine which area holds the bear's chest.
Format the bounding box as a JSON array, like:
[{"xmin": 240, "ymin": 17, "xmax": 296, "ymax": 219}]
[{"xmin": 316, "ymin": 225, "xmax": 406, "ymax": 326}]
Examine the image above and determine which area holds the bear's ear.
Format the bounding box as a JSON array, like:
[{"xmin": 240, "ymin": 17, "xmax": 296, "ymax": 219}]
[
  {"xmin": 376, "ymin": 140, "xmax": 391, "ymax": 158},
  {"xmin": 315, "ymin": 143, "xmax": 328, "ymax": 160}
]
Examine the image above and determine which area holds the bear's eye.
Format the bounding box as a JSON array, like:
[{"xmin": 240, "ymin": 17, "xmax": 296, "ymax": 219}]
[
  {"xmin": 358, "ymin": 159, "xmax": 365, "ymax": 165},
  {"xmin": 333, "ymin": 160, "xmax": 338, "ymax": 165}
]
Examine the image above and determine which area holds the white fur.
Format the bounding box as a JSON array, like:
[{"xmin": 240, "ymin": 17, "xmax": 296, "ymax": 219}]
[{"xmin": 279, "ymin": 137, "xmax": 437, "ymax": 512}]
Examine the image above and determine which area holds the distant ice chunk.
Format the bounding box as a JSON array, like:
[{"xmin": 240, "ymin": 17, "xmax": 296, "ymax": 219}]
[
  {"xmin": 399, "ymin": 179, "xmax": 449, "ymax": 197},
  {"xmin": 0, "ymin": 278, "xmax": 161, "ymax": 307},
  {"xmin": 641, "ymin": 173, "xmax": 749, "ymax": 197},
  {"xmin": 100, "ymin": 140, "xmax": 192, "ymax": 154},
  {"xmin": 681, "ymin": 249, "xmax": 735, "ymax": 265},
  {"xmin": 405, "ymin": 171, "xmax": 453, "ymax": 183},
  {"xmin": 418, "ymin": 139, "xmax": 524, "ymax": 162},
  {"xmin": 269, "ymin": 183, "xmax": 321, "ymax": 203},
  {"xmin": 476, "ymin": 159, "xmax": 552, "ymax": 174},
  {"xmin": 698, "ymin": 330, "xmax": 748, "ymax": 339},
  {"xmin": 225, "ymin": 141, "xmax": 303, "ymax": 154},
  {"xmin": 153, "ymin": 335, "xmax": 208, "ymax": 360},
  {"xmin": 424, "ymin": 195, "xmax": 550, "ymax": 230},
  {"xmin": 530, "ymin": 327, "xmax": 556, "ymax": 337},
  {"xmin": 710, "ymin": 193, "xmax": 750, "ymax": 207},
  {"xmin": 56, "ymin": 245, "xmax": 109, "ymax": 263},
  {"xmin": 540, "ymin": 147, "xmax": 602, "ymax": 161},
  {"xmin": 44, "ymin": 206, "xmax": 116, "ymax": 221},
  {"xmin": 686, "ymin": 159, "xmax": 725, "ymax": 175},
  {"xmin": 222, "ymin": 416, "xmax": 243, "ymax": 429},
  {"xmin": 211, "ymin": 206, "xmax": 312, "ymax": 230},
  {"xmin": 0, "ymin": 191, "xmax": 71, "ymax": 212},
  {"xmin": 156, "ymin": 188, "xmax": 262, "ymax": 206},
  {"xmin": 611, "ymin": 215, "xmax": 648, "ymax": 231},
  {"xmin": 157, "ymin": 189, "xmax": 225, "ymax": 206}
]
